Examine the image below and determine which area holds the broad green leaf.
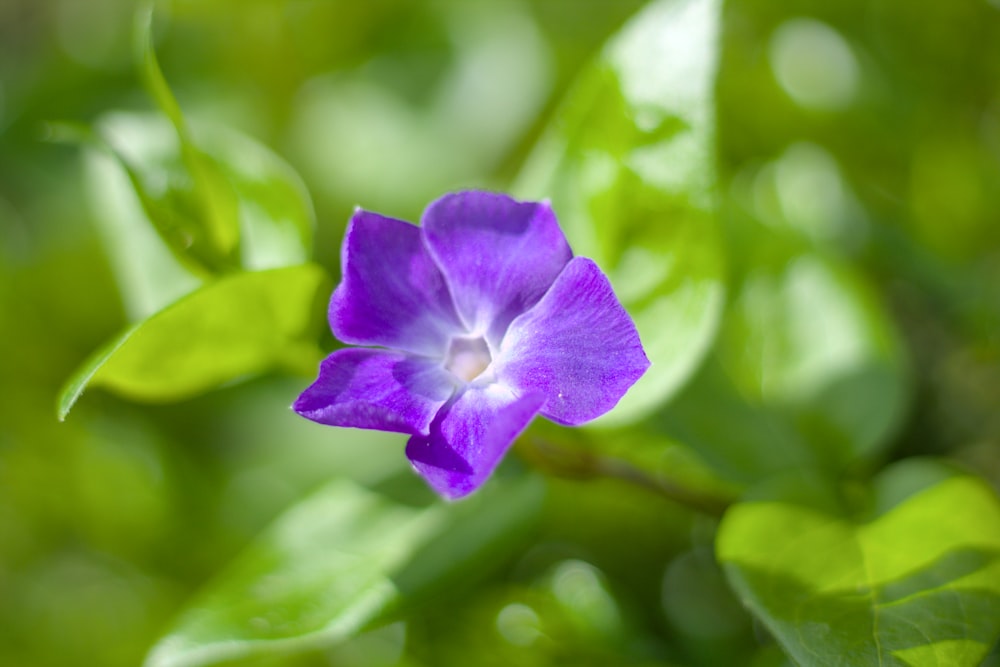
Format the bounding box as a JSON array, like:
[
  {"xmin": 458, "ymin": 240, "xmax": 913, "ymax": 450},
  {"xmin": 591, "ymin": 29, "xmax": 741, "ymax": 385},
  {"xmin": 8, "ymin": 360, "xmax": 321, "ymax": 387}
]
[
  {"xmin": 717, "ymin": 460, "xmax": 1000, "ymax": 667},
  {"xmin": 516, "ymin": 0, "xmax": 726, "ymax": 426},
  {"xmin": 144, "ymin": 475, "xmax": 545, "ymax": 667},
  {"xmin": 88, "ymin": 111, "xmax": 315, "ymax": 319},
  {"xmin": 57, "ymin": 264, "xmax": 328, "ymax": 419}
]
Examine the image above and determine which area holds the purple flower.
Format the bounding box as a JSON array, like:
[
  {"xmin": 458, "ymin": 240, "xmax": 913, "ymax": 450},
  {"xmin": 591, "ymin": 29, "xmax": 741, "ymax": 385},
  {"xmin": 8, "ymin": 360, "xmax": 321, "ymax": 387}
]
[{"xmin": 293, "ymin": 191, "xmax": 649, "ymax": 499}]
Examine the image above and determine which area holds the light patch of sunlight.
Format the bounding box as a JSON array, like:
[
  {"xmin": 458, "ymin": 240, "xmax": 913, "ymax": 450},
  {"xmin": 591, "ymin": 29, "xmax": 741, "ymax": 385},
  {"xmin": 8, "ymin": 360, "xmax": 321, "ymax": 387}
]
[
  {"xmin": 769, "ymin": 18, "xmax": 859, "ymax": 111},
  {"xmin": 551, "ymin": 560, "xmax": 622, "ymax": 635},
  {"xmin": 289, "ymin": 1, "xmax": 551, "ymax": 212},
  {"xmin": 610, "ymin": 0, "xmax": 717, "ymax": 122},
  {"xmin": 496, "ymin": 603, "xmax": 542, "ymax": 647},
  {"xmin": 775, "ymin": 142, "xmax": 867, "ymax": 249},
  {"xmin": 763, "ymin": 256, "xmax": 868, "ymax": 401},
  {"xmin": 743, "ymin": 143, "xmax": 867, "ymax": 251}
]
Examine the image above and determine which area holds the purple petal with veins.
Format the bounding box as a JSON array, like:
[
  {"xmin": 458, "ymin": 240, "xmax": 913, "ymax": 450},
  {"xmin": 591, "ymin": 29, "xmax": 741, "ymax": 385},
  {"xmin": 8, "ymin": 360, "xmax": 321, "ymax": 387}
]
[
  {"xmin": 496, "ymin": 257, "xmax": 650, "ymax": 426},
  {"xmin": 421, "ymin": 191, "xmax": 572, "ymax": 347},
  {"xmin": 330, "ymin": 210, "xmax": 464, "ymax": 356},
  {"xmin": 294, "ymin": 348, "xmax": 455, "ymax": 436}
]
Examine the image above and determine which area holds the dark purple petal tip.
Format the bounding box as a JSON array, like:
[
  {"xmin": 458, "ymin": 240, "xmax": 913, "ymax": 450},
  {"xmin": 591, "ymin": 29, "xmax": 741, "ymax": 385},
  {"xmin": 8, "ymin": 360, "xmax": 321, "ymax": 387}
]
[
  {"xmin": 294, "ymin": 348, "xmax": 454, "ymax": 436},
  {"xmin": 405, "ymin": 386, "xmax": 545, "ymax": 500}
]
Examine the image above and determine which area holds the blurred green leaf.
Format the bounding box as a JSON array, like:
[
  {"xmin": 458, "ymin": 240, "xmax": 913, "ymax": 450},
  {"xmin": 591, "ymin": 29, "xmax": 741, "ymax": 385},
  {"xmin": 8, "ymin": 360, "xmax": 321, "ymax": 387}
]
[
  {"xmin": 414, "ymin": 557, "xmax": 675, "ymax": 667},
  {"xmin": 58, "ymin": 264, "xmax": 328, "ymax": 419},
  {"xmin": 717, "ymin": 460, "xmax": 1000, "ymax": 667},
  {"xmin": 85, "ymin": 114, "xmax": 206, "ymax": 318},
  {"xmin": 652, "ymin": 242, "xmax": 908, "ymax": 483},
  {"xmin": 144, "ymin": 474, "xmax": 545, "ymax": 667},
  {"xmin": 516, "ymin": 0, "xmax": 726, "ymax": 426},
  {"xmin": 651, "ymin": 356, "xmax": 816, "ymax": 485},
  {"xmin": 719, "ymin": 251, "xmax": 907, "ymax": 464},
  {"xmin": 87, "ymin": 111, "xmax": 315, "ymax": 319},
  {"xmin": 662, "ymin": 548, "xmax": 755, "ymax": 664},
  {"xmin": 195, "ymin": 123, "xmax": 314, "ymax": 272}
]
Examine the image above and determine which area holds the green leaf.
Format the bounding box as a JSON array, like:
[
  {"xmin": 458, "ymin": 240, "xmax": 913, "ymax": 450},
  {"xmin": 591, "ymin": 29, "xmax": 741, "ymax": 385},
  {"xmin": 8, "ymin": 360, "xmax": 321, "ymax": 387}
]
[
  {"xmin": 717, "ymin": 460, "xmax": 1000, "ymax": 667},
  {"xmin": 193, "ymin": 121, "xmax": 314, "ymax": 271},
  {"xmin": 516, "ymin": 0, "xmax": 726, "ymax": 426},
  {"xmin": 57, "ymin": 264, "xmax": 328, "ymax": 419},
  {"xmin": 144, "ymin": 475, "xmax": 545, "ymax": 667},
  {"xmin": 86, "ymin": 112, "xmax": 315, "ymax": 319},
  {"xmin": 85, "ymin": 114, "xmax": 206, "ymax": 319},
  {"xmin": 57, "ymin": 323, "xmax": 144, "ymax": 422}
]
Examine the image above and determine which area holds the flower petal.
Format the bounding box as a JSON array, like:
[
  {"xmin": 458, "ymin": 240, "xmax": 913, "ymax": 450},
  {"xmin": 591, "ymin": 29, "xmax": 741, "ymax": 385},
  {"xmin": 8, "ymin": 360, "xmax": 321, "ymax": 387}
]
[
  {"xmin": 330, "ymin": 210, "xmax": 464, "ymax": 356},
  {"xmin": 496, "ymin": 257, "xmax": 650, "ymax": 425},
  {"xmin": 421, "ymin": 191, "xmax": 572, "ymax": 344},
  {"xmin": 293, "ymin": 348, "xmax": 456, "ymax": 435},
  {"xmin": 405, "ymin": 384, "xmax": 544, "ymax": 500}
]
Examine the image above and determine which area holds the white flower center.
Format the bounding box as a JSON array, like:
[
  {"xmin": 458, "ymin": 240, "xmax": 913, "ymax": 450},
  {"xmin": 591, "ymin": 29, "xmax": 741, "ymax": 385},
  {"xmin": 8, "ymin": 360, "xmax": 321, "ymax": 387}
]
[{"xmin": 445, "ymin": 336, "xmax": 492, "ymax": 383}]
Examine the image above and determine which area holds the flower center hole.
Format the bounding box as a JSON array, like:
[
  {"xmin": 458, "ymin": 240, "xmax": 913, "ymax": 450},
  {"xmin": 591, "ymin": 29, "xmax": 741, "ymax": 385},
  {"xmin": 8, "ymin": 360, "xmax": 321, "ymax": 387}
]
[{"xmin": 445, "ymin": 336, "xmax": 492, "ymax": 383}]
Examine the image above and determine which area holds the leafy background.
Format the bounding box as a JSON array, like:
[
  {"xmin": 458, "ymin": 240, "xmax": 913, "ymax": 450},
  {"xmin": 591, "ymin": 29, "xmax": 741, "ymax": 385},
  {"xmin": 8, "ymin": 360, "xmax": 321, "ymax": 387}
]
[{"xmin": 1, "ymin": 0, "xmax": 999, "ymax": 666}]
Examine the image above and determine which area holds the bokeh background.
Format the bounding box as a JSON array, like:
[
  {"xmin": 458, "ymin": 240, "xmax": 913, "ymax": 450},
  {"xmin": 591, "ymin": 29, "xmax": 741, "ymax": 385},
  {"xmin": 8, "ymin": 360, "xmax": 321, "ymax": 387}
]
[{"xmin": 1, "ymin": 0, "xmax": 998, "ymax": 665}]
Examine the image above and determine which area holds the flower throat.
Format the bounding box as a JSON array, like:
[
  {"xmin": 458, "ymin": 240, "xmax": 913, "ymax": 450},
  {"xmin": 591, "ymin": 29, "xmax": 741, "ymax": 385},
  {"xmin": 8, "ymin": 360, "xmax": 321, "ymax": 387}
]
[{"xmin": 445, "ymin": 336, "xmax": 492, "ymax": 383}]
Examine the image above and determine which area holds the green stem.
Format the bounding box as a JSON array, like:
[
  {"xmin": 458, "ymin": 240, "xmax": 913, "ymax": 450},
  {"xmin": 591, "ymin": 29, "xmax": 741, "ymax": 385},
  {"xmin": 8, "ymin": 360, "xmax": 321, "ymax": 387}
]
[{"xmin": 521, "ymin": 436, "xmax": 734, "ymax": 518}]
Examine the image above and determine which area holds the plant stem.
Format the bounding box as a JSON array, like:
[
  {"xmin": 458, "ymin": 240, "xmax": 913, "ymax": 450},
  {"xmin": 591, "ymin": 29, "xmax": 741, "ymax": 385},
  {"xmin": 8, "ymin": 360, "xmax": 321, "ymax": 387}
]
[{"xmin": 520, "ymin": 436, "xmax": 734, "ymax": 518}]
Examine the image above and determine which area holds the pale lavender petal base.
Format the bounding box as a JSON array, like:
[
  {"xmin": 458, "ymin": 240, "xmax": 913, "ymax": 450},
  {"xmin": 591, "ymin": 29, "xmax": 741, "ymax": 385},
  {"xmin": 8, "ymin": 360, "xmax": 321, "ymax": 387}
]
[
  {"xmin": 294, "ymin": 349, "xmax": 456, "ymax": 436},
  {"xmin": 405, "ymin": 384, "xmax": 545, "ymax": 500},
  {"xmin": 421, "ymin": 191, "xmax": 572, "ymax": 345},
  {"xmin": 496, "ymin": 257, "xmax": 650, "ymax": 426},
  {"xmin": 331, "ymin": 210, "xmax": 464, "ymax": 356}
]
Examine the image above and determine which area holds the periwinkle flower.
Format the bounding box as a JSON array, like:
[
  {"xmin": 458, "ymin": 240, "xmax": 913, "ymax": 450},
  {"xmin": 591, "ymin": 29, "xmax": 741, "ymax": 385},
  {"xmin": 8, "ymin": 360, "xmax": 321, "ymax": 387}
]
[{"xmin": 294, "ymin": 191, "xmax": 649, "ymax": 499}]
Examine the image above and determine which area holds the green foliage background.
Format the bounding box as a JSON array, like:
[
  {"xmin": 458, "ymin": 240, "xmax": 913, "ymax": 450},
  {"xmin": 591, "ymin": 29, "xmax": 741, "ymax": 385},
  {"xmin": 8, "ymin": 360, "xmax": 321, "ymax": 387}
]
[{"xmin": 1, "ymin": 0, "xmax": 998, "ymax": 666}]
